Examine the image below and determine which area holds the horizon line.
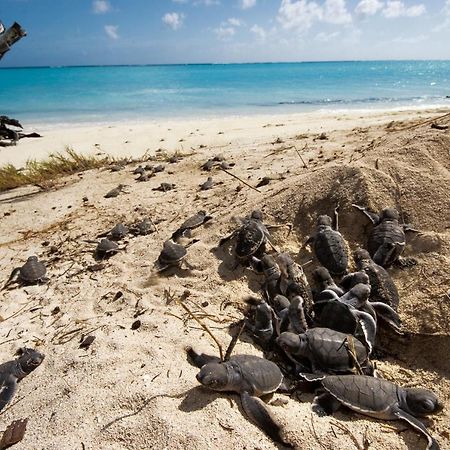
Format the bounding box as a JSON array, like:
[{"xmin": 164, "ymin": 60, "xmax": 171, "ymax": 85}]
[{"xmin": 1, "ymin": 58, "xmax": 450, "ymax": 70}]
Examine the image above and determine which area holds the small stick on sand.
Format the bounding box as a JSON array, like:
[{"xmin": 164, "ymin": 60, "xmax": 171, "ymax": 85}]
[
  {"xmin": 294, "ymin": 143, "xmax": 308, "ymax": 168},
  {"xmin": 177, "ymin": 291, "xmax": 224, "ymax": 361},
  {"xmin": 220, "ymin": 168, "xmax": 261, "ymax": 193},
  {"xmin": 224, "ymin": 320, "xmax": 245, "ymax": 361}
]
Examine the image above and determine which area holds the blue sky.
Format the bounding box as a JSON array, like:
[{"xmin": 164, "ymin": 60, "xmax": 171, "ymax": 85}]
[{"xmin": 1, "ymin": 0, "xmax": 450, "ymax": 66}]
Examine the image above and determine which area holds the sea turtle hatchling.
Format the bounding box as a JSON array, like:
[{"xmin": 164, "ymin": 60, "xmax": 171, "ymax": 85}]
[
  {"xmin": 110, "ymin": 223, "xmax": 128, "ymax": 240},
  {"xmin": 4, "ymin": 256, "xmax": 48, "ymax": 288},
  {"xmin": 187, "ymin": 348, "xmax": 290, "ymax": 446},
  {"xmin": 130, "ymin": 218, "xmax": 155, "ymax": 236},
  {"xmin": 352, "ymin": 205, "xmax": 416, "ymax": 268},
  {"xmin": 306, "ymin": 209, "xmax": 348, "ymax": 275},
  {"xmin": 199, "ymin": 176, "xmax": 214, "ymax": 191},
  {"xmin": 277, "ymin": 328, "xmax": 371, "ymax": 375},
  {"xmin": 308, "ymin": 374, "xmax": 443, "ymax": 450},
  {"xmin": 104, "ymin": 184, "xmax": 128, "ymax": 198},
  {"xmin": 354, "ymin": 248, "xmax": 400, "ymax": 309},
  {"xmin": 220, "ymin": 210, "xmax": 272, "ymax": 263},
  {"xmin": 154, "ymin": 239, "xmax": 188, "ymax": 272},
  {"xmin": 152, "ymin": 182, "xmax": 175, "ymax": 192},
  {"xmin": 171, "ymin": 210, "xmax": 212, "ymax": 241},
  {"xmin": 95, "ymin": 238, "xmax": 120, "ymax": 259},
  {"xmin": 0, "ymin": 348, "xmax": 45, "ymax": 412},
  {"xmin": 312, "ymin": 267, "xmax": 345, "ymax": 299}
]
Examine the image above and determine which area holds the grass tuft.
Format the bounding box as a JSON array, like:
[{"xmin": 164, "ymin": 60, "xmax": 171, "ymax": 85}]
[{"xmin": 0, "ymin": 147, "xmax": 118, "ymax": 192}]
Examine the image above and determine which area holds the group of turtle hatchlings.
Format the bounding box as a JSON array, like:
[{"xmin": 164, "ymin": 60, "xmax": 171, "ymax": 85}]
[{"xmin": 1, "ymin": 198, "xmax": 444, "ymax": 449}]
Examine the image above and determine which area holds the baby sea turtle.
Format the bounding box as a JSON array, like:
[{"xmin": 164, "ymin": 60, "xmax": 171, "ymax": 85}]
[
  {"xmin": 171, "ymin": 210, "xmax": 212, "ymax": 241},
  {"xmin": 277, "ymin": 253, "xmax": 313, "ymax": 307},
  {"xmin": 152, "ymin": 182, "xmax": 175, "ymax": 192},
  {"xmin": 354, "ymin": 248, "xmax": 400, "ymax": 309},
  {"xmin": 130, "ymin": 218, "xmax": 155, "ymax": 236},
  {"xmin": 95, "ymin": 238, "xmax": 119, "ymax": 259},
  {"xmin": 104, "ymin": 184, "xmax": 127, "ymax": 198},
  {"xmin": 306, "ymin": 210, "xmax": 348, "ymax": 275},
  {"xmin": 187, "ymin": 348, "xmax": 290, "ymax": 446},
  {"xmin": 110, "ymin": 223, "xmax": 128, "ymax": 240},
  {"xmin": 199, "ymin": 176, "xmax": 214, "ymax": 190},
  {"xmin": 277, "ymin": 328, "xmax": 371, "ymax": 375},
  {"xmin": 0, "ymin": 348, "xmax": 45, "ymax": 412},
  {"xmin": 155, "ymin": 239, "xmax": 187, "ymax": 271},
  {"xmin": 133, "ymin": 165, "xmax": 145, "ymax": 175},
  {"xmin": 245, "ymin": 300, "xmax": 275, "ymax": 346},
  {"xmin": 353, "ymin": 205, "xmax": 415, "ymax": 267},
  {"xmin": 312, "ymin": 267, "xmax": 345, "ymax": 299},
  {"xmin": 4, "ymin": 256, "xmax": 48, "ymax": 288},
  {"xmin": 153, "ymin": 164, "xmax": 165, "ymax": 173},
  {"xmin": 309, "ymin": 374, "xmax": 443, "ymax": 450}
]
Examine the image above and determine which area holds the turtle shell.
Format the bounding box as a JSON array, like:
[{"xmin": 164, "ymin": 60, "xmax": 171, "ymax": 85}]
[
  {"xmin": 135, "ymin": 218, "xmax": 155, "ymax": 235},
  {"xmin": 306, "ymin": 328, "xmax": 367, "ymax": 372},
  {"xmin": 355, "ymin": 251, "xmax": 399, "ymax": 309},
  {"xmin": 322, "ymin": 375, "xmax": 399, "ymax": 415},
  {"xmin": 313, "ymin": 299, "xmax": 357, "ymax": 335},
  {"xmin": 314, "ymin": 225, "xmax": 348, "ymax": 275},
  {"xmin": 110, "ymin": 223, "xmax": 128, "ymax": 240},
  {"xmin": 96, "ymin": 238, "xmax": 119, "ymax": 255},
  {"xmin": 180, "ymin": 211, "xmax": 209, "ymax": 230},
  {"xmin": 368, "ymin": 221, "xmax": 405, "ymax": 266},
  {"xmin": 227, "ymin": 355, "xmax": 283, "ymax": 396},
  {"xmin": 19, "ymin": 256, "xmax": 46, "ymax": 283},
  {"xmin": 158, "ymin": 240, "xmax": 186, "ymax": 265},
  {"xmin": 236, "ymin": 220, "xmax": 265, "ymax": 258}
]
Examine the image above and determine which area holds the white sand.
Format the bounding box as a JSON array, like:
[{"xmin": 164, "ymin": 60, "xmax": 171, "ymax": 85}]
[{"xmin": 0, "ymin": 107, "xmax": 449, "ymax": 450}]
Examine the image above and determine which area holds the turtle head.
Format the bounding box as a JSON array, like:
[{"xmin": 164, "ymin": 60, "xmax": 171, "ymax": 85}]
[
  {"xmin": 381, "ymin": 208, "xmax": 399, "ymax": 221},
  {"xmin": 404, "ymin": 388, "xmax": 444, "ymax": 416},
  {"xmin": 250, "ymin": 210, "xmax": 263, "ymax": 221},
  {"xmin": 27, "ymin": 255, "xmax": 39, "ymax": 263},
  {"xmin": 353, "ymin": 249, "xmax": 371, "ymax": 264},
  {"xmin": 15, "ymin": 347, "xmax": 45, "ymax": 374},
  {"xmin": 350, "ymin": 283, "xmax": 371, "ymax": 302},
  {"xmin": 317, "ymin": 215, "xmax": 332, "ymax": 227},
  {"xmin": 312, "ymin": 267, "xmax": 332, "ymax": 283},
  {"xmin": 276, "ymin": 332, "xmax": 307, "ymax": 356},
  {"xmin": 196, "ymin": 362, "xmax": 229, "ymax": 391}
]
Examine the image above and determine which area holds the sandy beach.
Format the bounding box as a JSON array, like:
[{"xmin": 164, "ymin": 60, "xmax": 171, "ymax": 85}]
[{"xmin": 1, "ymin": 107, "xmax": 449, "ymax": 450}]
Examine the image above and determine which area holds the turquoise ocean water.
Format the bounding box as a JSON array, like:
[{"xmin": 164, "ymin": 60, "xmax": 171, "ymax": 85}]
[{"xmin": 0, "ymin": 61, "xmax": 449, "ymax": 125}]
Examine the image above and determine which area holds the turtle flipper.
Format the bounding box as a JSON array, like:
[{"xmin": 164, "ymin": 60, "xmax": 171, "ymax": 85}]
[
  {"xmin": 393, "ymin": 407, "xmax": 440, "ymax": 450},
  {"xmin": 0, "ymin": 375, "xmax": 18, "ymax": 412},
  {"xmin": 312, "ymin": 392, "xmax": 342, "ymax": 416},
  {"xmin": 186, "ymin": 348, "xmax": 221, "ymax": 368},
  {"xmin": 240, "ymin": 391, "xmax": 290, "ymax": 447},
  {"xmin": 351, "ymin": 204, "xmax": 380, "ymax": 224},
  {"xmin": 370, "ymin": 301, "xmax": 402, "ymax": 331},
  {"xmin": 352, "ymin": 310, "xmax": 377, "ymax": 354}
]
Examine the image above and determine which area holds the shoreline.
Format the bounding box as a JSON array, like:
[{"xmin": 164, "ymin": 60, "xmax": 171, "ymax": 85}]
[{"xmin": 1, "ymin": 106, "xmax": 449, "ymax": 167}]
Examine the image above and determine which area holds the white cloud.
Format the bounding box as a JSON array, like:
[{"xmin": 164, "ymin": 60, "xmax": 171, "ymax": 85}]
[
  {"xmin": 104, "ymin": 25, "xmax": 118, "ymax": 39},
  {"xmin": 240, "ymin": 0, "xmax": 257, "ymax": 9},
  {"xmin": 93, "ymin": 0, "xmax": 111, "ymax": 14},
  {"xmin": 324, "ymin": 0, "xmax": 352, "ymax": 24},
  {"xmin": 355, "ymin": 0, "xmax": 383, "ymax": 16},
  {"xmin": 194, "ymin": 0, "xmax": 220, "ymax": 5},
  {"xmin": 277, "ymin": 0, "xmax": 323, "ymax": 31},
  {"xmin": 214, "ymin": 26, "xmax": 236, "ymax": 40},
  {"xmin": 315, "ymin": 30, "xmax": 340, "ymax": 41},
  {"xmin": 382, "ymin": 1, "xmax": 425, "ymax": 18},
  {"xmin": 162, "ymin": 12, "xmax": 185, "ymax": 30},
  {"xmin": 250, "ymin": 24, "xmax": 266, "ymax": 39},
  {"xmin": 228, "ymin": 17, "xmax": 242, "ymax": 26},
  {"xmin": 277, "ymin": 0, "xmax": 351, "ymax": 31}
]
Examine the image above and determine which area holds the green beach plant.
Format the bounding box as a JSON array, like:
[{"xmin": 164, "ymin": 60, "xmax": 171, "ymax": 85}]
[{"xmin": 0, "ymin": 147, "xmax": 119, "ymax": 192}]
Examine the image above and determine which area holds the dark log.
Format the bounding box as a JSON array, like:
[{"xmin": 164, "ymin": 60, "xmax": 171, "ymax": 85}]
[{"xmin": 0, "ymin": 21, "xmax": 27, "ymax": 60}]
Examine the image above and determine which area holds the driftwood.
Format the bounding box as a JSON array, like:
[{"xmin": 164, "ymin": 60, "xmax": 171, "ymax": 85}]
[{"xmin": 0, "ymin": 21, "xmax": 26, "ymax": 60}]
